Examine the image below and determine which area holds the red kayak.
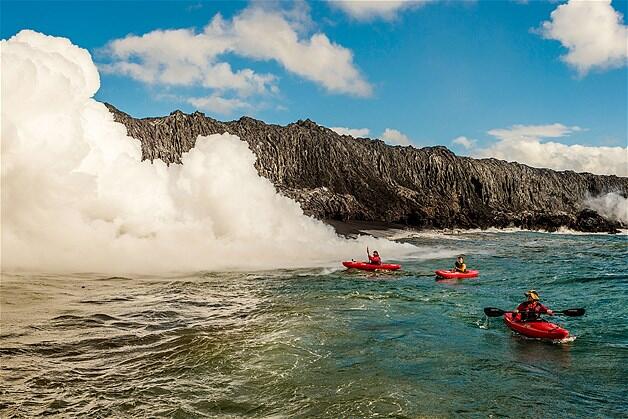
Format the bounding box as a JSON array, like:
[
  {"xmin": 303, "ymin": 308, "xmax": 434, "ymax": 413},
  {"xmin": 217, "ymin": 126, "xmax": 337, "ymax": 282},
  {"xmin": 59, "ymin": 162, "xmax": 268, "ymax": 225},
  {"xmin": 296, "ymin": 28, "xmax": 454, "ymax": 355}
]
[
  {"xmin": 503, "ymin": 313, "xmax": 569, "ymax": 340},
  {"xmin": 342, "ymin": 261, "xmax": 401, "ymax": 271},
  {"xmin": 435, "ymin": 269, "xmax": 479, "ymax": 279}
]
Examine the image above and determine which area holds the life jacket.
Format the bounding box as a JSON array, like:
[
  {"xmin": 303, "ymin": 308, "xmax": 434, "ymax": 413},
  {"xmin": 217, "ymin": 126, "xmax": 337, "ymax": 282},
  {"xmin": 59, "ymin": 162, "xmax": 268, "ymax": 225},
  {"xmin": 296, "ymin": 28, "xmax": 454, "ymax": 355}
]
[
  {"xmin": 516, "ymin": 301, "xmax": 549, "ymax": 321},
  {"xmin": 369, "ymin": 255, "xmax": 382, "ymax": 265},
  {"xmin": 455, "ymin": 261, "xmax": 466, "ymax": 272}
]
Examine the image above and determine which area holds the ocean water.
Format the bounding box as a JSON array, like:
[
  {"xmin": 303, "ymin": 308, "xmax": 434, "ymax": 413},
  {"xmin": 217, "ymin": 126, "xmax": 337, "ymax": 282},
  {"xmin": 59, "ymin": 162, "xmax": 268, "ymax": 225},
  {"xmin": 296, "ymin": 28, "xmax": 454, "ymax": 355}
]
[{"xmin": 1, "ymin": 231, "xmax": 626, "ymax": 418}]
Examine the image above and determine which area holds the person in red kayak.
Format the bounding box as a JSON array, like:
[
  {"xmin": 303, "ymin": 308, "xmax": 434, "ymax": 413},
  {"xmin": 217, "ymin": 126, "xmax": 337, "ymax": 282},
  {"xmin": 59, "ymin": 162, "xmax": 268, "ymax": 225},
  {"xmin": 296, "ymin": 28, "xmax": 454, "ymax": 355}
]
[
  {"xmin": 453, "ymin": 255, "xmax": 466, "ymax": 273},
  {"xmin": 514, "ymin": 290, "xmax": 554, "ymax": 321},
  {"xmin": 367, "ymin": 247, "xmax": 381, "ymax": 265}
]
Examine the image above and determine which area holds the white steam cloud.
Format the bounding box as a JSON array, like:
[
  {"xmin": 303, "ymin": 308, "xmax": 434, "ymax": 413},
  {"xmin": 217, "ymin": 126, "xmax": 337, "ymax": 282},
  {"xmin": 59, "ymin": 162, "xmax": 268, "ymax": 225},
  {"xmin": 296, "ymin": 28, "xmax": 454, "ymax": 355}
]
[
  {"xmin": 584, "ymin": 193, "xmax": 628, "ymax": 224},
  {"xmin": 1, "ymin": 30, "xmax": 416, "ymax": 274}
]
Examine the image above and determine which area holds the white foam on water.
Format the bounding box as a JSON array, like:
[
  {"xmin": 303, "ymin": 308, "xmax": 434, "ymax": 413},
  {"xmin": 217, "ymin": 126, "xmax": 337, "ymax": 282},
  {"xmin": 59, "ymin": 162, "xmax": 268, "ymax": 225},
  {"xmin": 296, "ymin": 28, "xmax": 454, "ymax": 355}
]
[
  {"xmin": 512, "ymin": 333, "xmax": 577, "ymax": 345},
  {"xmin": 394, "ymin": 226, "xmax": 628, "ymax": 238},
  {"xmin": 554, "ymin": 336, "xmax": 577, "ymax": 344},
  {"xmin": 554, "ymin": 227, "xmax": 627, "ymax": 236},
  {"xmin": 1, "ymin": 30, "xmax": 427, "ymax": 274}
]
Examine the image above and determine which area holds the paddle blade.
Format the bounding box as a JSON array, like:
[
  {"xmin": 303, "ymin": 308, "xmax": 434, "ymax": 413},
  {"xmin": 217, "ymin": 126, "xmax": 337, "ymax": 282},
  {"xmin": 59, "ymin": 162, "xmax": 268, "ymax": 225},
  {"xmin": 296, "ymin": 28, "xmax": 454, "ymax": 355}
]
[
  {"xmin": 483, "ymin": 307, "xmax": 506, "ymax": 317},
  {"xmin": 559, "ymin": 308, "xmax": 585, "ymax": 317}
]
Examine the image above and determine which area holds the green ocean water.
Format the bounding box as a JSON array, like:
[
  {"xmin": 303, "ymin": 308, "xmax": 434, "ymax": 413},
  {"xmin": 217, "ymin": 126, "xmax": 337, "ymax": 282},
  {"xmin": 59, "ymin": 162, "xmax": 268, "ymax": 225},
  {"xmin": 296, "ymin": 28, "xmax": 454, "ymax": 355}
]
[{"xmin": 1, "ymin": 231, "xmax": 627, "ymax": 417}]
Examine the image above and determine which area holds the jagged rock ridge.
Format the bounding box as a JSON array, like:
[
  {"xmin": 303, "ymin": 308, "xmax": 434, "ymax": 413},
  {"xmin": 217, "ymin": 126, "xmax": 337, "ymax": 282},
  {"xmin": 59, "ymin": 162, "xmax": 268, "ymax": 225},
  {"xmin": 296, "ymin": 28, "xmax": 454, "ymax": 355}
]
[{"xmin": 106, "ymin": 104, "xmax": 628, "ymax": 233}]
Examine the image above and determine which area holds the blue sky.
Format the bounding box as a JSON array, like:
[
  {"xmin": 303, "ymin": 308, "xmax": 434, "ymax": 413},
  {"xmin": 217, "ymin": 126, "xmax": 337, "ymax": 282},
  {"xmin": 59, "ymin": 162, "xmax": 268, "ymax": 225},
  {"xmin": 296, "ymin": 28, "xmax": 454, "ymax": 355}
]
[{"xmin": 2, "ymin": 0, "xmax": 627, "ymax": 174}]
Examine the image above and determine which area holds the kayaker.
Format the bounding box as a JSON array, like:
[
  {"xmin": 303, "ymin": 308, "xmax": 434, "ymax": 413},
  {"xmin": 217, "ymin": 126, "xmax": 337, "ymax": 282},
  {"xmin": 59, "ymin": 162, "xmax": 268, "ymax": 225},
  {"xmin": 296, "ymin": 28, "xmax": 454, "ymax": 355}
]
[
  {"xmin": 367, "ymin": 249, "xmax": 382, "ymax": 265},
  {"xmin": 453, "ymin": 255, "xmax": 466, "ymax": 273},
  {"xmin": 514, "ymin": 290, "xmax": 554, "ymax": 321}
]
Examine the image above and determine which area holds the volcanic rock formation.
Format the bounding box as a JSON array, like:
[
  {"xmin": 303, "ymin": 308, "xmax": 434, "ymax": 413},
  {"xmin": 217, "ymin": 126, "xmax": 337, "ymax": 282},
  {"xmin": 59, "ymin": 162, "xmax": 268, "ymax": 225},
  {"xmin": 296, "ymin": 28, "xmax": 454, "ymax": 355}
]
[{"xmin": 106, "ymin": 104, "xmax": 628, "ymax": 233}]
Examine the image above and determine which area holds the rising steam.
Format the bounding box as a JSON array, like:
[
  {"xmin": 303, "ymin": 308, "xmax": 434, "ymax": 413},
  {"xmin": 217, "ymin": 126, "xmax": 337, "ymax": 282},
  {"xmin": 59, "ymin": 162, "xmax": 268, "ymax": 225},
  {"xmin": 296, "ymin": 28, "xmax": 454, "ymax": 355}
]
[
  {"xmin": 1, "ymin": 30, "xmax": 420, "ymax": 273},
  {"xmin": 584, "ymin": 193, "xmax": 628, "ymax": 224}
]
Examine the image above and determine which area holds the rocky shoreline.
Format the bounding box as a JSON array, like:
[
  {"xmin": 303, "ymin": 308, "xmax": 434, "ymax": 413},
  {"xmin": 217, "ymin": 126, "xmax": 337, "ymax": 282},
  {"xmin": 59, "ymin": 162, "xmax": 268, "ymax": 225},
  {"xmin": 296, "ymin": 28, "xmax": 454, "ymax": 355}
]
[{"xmin": 106, "ymin": 104, "xmax": 627, "ymax": 234}]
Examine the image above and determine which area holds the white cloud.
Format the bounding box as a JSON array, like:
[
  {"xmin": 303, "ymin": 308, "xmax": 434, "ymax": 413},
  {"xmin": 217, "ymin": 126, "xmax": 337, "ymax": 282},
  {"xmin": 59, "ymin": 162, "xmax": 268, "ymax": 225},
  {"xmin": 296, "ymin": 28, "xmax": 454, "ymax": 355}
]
[
  {"xmin": 539, "ymin": 0, "xmax": 628, "ymax": 75},
  {"xmin": 187, "ymin": 95, "xmax": 251, "ymax": 115},
  {"xmin": 102, "ymin": 28, "xmax": 239, "ymax": 86},
  {"xmin": 206, "ymin": 7, "xmax": 372, "ymax": 96},
  {"xmin": 452, "ymin": 136, "xmax": 476, "ymax": 149},
  {"xmin": 186, "ymin": 2, "xmax": 203, "ymax": 12},
  {"xmin": 474, "ymin": 123, "xmax": 628, "ymax": 176},
  {"xmin": 202, "ymin": 63, "xmax": 278, "ymax": 96},
  {"xmin": 101, "ymin": 5, "xmax": 371, "ymax": 103},
  {"xmin": 330, "ymin": 0, "xmax": 430, "ymax": 21},
  {"xmin": 487, "ymin": 123, "xmax": 582, "ymax": 141},
  {"xmin": 330, "ymin": 126, "xmax": 370, "ymax": 137},
  {"xmin": 380, "ymin": 128, "xmax": 412, "ymax": 146}
]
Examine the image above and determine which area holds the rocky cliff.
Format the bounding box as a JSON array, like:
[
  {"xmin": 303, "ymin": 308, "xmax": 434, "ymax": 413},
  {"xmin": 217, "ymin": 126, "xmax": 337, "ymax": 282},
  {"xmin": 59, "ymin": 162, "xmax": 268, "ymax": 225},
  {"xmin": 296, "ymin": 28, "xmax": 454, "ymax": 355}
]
[{"xmin": 106, "ymin": 104, "xmax": 628, "ymax": 233}]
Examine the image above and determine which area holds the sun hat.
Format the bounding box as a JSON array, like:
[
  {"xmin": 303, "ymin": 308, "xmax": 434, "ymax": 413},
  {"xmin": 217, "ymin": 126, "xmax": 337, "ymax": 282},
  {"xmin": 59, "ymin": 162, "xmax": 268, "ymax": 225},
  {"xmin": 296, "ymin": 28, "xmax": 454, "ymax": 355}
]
[{"xmin": 525, "ymin": 290, "xmax": 540, "ymax": 300}]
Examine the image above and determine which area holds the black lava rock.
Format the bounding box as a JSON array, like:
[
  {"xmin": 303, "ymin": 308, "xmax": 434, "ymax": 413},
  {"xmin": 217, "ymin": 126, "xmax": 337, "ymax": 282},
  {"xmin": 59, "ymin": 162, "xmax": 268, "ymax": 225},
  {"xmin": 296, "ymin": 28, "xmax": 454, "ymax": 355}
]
[{"xmin": 105, "ymin": 104, "xmax": 627, "ymax": 233}]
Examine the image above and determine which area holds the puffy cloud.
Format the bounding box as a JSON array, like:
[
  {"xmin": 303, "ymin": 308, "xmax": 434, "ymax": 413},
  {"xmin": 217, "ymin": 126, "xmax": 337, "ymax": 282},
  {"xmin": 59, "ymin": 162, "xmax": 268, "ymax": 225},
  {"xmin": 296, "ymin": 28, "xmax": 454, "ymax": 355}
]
[
  {"xmin": 331, "ymin": 126, "xmax": 415, "ymax": 146},
  {"xmin": 187, "ymin": 95, "xmax": 251, "ymax": 115},
  {"xmin": 102, "ymin": 28, "xmax": 239, "ymax": 86},
  {"xmin": 204, "ymin": 7, "xmax": 372, "ymax": 96},
  {"xmin": 101, "ymin": 5, "xmax": 371, "ymax": 104},
  {"xmin": 539, "ymin": 0, "xmax": 628, "ymax": 75},
  {"xmin": 452, "ymin": 136, "xmax": 476, "ymax": 149},
  {"xmin": 202, "ymin": 63, "xmax": 278, "ymax": 96},
  {"xmin": 329, "ymin": 0, "xmax": 430, "ymax": 21},
  {"xmin": 330, "ymin": 126, "xmax": 370, "ymax": 137},
  {"xmin": 380, "ymin": 128, "xmax": 412, "ymax": 146},
  {"xmin": 474, "ymin": 123, "xmax": 628, "ymax": 177}
]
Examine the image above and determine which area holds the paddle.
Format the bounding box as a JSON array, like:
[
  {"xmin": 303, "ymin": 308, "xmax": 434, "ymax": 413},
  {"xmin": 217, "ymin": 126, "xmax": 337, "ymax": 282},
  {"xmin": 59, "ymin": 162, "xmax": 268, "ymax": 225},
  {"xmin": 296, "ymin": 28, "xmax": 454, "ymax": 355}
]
[{"xmin": 483, "ymin": 307, "xmax": 585, "ymax": 318}]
